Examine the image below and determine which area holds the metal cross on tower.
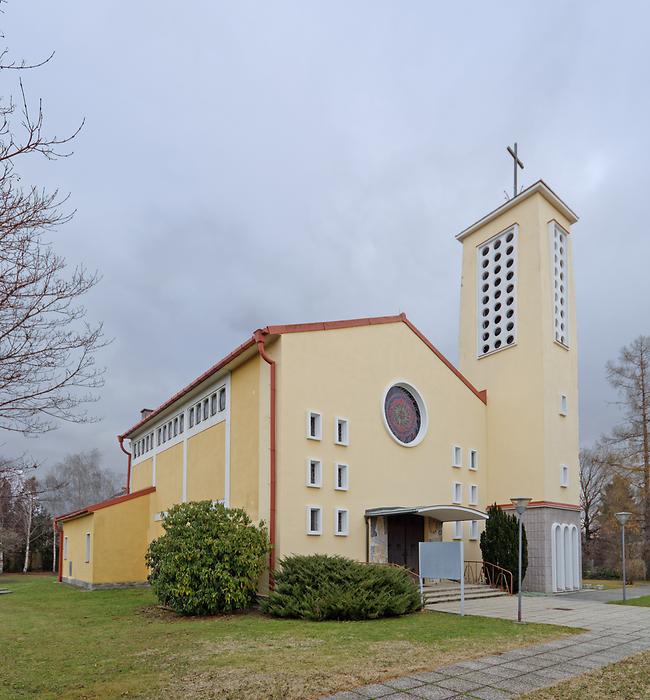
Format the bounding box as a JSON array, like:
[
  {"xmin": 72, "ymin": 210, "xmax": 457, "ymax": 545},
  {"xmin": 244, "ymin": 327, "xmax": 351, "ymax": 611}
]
[{"xmin": 507, "ymin": 142, "xmax": 524, "ymax": 198}]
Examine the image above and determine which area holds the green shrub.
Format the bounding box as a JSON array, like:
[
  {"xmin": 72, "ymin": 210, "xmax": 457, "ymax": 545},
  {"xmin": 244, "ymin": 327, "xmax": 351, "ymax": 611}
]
[
  {"xmin": 584, "ymin": 566, "xmax": 619, "ymax": 580},
  {"xmin": 145, "ymin": 501, "xmax": 268, "ymax": 615},
  {"xmin": 262, "ymin": 554, "xmax": 421, "ymax": 621},
  {"xmin": 480, "ymin": 503, "xmax": 528, "ymax": 593}
]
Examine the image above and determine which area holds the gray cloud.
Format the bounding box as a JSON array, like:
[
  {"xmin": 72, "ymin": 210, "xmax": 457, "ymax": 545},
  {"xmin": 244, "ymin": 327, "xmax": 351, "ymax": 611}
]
[{"xmin": 4, "ymin": 1, "xmax": 649, "ymax": 476}]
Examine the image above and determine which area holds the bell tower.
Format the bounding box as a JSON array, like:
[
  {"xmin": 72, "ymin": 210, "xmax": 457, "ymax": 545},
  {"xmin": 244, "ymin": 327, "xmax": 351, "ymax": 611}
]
[{"xmin": 457, "ymin": 180, "xmax": 582, "ymax": 592}]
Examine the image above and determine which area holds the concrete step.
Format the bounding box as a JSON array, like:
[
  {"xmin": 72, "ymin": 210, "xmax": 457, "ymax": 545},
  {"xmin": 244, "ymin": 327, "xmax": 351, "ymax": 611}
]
[{"xmin": 423, "ymin": 585, "xmax": 510, "ymax": 604}]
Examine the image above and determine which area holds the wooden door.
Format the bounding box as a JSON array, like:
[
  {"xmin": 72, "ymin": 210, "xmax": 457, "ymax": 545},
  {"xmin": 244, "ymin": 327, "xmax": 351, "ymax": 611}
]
[{"xmin": 387, "ymin": 514, "xmax": 424, "ymax": 572}]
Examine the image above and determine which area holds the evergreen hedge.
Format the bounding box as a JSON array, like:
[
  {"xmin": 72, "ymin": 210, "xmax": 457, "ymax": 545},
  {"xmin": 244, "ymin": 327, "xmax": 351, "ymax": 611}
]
[
  {"xmin": 146, "ymin": 501, "xmax": 268, "ymax": 615},
  {"xmin": 480, "ymin": 503, "xmax": 528, "ymax": 593},
  {"xmin": 262, "ymin": 554, "xmax": 421, "ymax": 621}
]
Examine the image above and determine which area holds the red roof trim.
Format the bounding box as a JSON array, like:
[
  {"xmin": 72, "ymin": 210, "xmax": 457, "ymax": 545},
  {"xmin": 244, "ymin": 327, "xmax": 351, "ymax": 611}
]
[
  {"xmin": 55, "ymin": 486, "xmax": 156, "ymax": 523},
  {"xmin": 401, "ymin": 317, "xmax": 487, "ymax": 404},
  {"xmin": 119, "ymin": 336, "xmax": 257, "ymax": 438},
  {"xmin": 121, "ymin": 312, "xmax": 488, "ymax": 438},
  {"xmin": 497, "ymin": 500, "xmax": 580, "ymax": 512}
]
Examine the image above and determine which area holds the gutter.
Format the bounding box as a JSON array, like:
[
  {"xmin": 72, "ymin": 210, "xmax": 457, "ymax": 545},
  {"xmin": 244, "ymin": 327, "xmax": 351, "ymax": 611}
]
[
  {"xmin": 254, "ymin": 329, "xmax": 277, "ymax": 585},
  {"xmin": 118, "ymin": 435, "xmax": 132, "ymax": 494}
]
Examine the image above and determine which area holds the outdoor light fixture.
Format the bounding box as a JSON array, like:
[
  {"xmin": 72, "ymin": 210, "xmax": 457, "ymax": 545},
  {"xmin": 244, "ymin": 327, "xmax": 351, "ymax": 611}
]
[
  {"xmin": 510, "ymin": 497, "xmax": 532, "ymax": 622},
  {"xmin": 615, "ymin": 512, "xmax": 632, "ymax": 602}
]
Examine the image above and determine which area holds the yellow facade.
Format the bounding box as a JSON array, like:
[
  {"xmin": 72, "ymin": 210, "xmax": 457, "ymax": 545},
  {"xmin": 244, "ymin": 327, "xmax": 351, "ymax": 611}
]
[{"xmin": 58, "ymin": 181, "xmax": 581, "ymax": 594}]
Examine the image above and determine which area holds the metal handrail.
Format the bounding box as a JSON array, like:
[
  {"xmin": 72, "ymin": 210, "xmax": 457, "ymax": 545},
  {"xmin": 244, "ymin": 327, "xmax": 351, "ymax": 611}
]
[
  {"xmin": 362, "ymin": 560, "xmax": 420, "ymax": 585},
  {"xmin": 464, "ymin": 560, "xmax": 513, "ymax": 594}
]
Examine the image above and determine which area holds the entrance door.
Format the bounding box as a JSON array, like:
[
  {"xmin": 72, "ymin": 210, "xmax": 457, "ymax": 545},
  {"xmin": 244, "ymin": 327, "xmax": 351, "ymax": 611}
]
[{"xmin": 387, "ymin": 514, "xmax": 424, "ymax": 572}]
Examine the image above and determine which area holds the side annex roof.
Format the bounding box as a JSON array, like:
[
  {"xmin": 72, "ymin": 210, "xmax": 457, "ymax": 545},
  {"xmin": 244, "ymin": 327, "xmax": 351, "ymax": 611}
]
[{"xmin": 120, "ymin": 312, "xmax": 487, "ymax": 439}]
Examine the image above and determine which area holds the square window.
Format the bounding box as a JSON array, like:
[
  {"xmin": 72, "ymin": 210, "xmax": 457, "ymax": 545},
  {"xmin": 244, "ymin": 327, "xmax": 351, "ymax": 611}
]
[
  {"xmin": 469, "ymin": 449, "xmax": 478, "ymax": 470},
  {"xmin": 452, "ymin": 445, "xmax": 462, "ymax": 467},
  {"xmin": 219, "ymin": 387, "xmax": 226, "ymax": 412},
  {"xmin": 307, "ymin": 506, "xmax": 322, "ymax": 535},
  {"xmin": 469, "ymin": 520, "xmax": 479, "ymax": 541},
  {"xmin": 189, "ymin": 408, "xmax": 194, "ymax": 428},
  {"xmin": 453, "ymin": 521, "xmax": 463, "ymax": 540},
  {"xmin": 452, "ymin": 481, "xmax": 462, "ymax": 504},
  {"xmin": 335, "ymin": 418, "xmax": 349, "ymax": 446},
  {"xmin": 307, "ymin": 411, "xmax": 322, "ymax": 440},
  {"xmin": 469, "ymin": 484, "xmax": 478, "ymax": 505},
  {"xmin": 306, "ymin": 459, "xmax": 322, "ymax": 487},
  {"xmin": 561, "ymin": 464, "xmax": 569, "ymax": 487},
  {"xmin": 560, "ymin": 394, "xmax": 568, "ymax": 416},
  {"xmin": 335, "ymin": 509, "xmax": 349, "ymax": 536},
  {"xmin": 335, "ymin": 463, "xmax": 349, "ymax": 491},
  {"xmin": 211, "ymin": 393, "xmax": 217, "ymax": 416},
  {"xmin": 85, "ymin": 532, "xmax": 91, "ymax": 563}
]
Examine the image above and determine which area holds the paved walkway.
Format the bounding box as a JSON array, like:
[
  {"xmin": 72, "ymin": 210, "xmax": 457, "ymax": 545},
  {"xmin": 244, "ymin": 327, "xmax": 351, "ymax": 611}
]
[{"xmin": 320, "ymin": 594, "xmax": 650, "ymax": 699}]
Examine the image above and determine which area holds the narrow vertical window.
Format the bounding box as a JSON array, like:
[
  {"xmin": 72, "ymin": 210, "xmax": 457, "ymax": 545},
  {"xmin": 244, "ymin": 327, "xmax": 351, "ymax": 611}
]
[
  {"xmin": 307, "ymin": 411, "xmax": 322, "ymax": 440},
  {"xmin": 203, "ymin": 399, "xmax": 209, "ymax": 420},
  {"xmin": 307, "ymin": 506, "xmax": 322, "ymax": 535},
  {"xmin": 551, "ymin": 222, "xmax": 569, "ymax": 346},
  {"xmin": 452, "ymin": 445, "xmax": 462, "ymax": 467},
  {"xmin": 145, "ymin": 435, "xmax": 149, "ymax": 452},
  {"xmin": 561, "ymin": 464, "xmax": 569, "ymax": 487},
  {"xmin": 452, "ymin": 482, "xmax": 462, "ymax": 504},
  {"xmin": 469, "ymin": 520, "xmax": 479, "ymax": 541},
  {"xmin": 335, "ymin": 418, "xmax": 349, "ymax": 446},
  {"xmin": 306, "ymin": 459, "xmax": 322, "ymax": 487},
  {"xmin": 218, "ymin": 387, "xmax": 226, "ymax": 411},
  {"xmin": 469, "ymin": 484, "xmax": 478, "ymax": 505},
  {"xmin": 469, "ymin": 449, "xmax": 478, "ymax": 470},
  {"xmin": 189, "ymin": 407, "xmax": 194, "ymax": 428},
  {"xmin": 211, "ymin": 393, "xmax": 217, "ymax": 416},
  {"xmin": 335, "ymin": 463, "xmax": 349, "ymax": 491},
  {"xmin": 173, "ymin": 417, "xmax": 178, "ymax": 437},
  {"xmin": 63, "ymin": 536, "xmax": 68, "ymax": 560},
  {"xmin": 157, "ymin": 428, "xmax": 162, "ymax": 446},
  {"xmin": 196, "ymin": 403, "xmax": 202, "ymax": 424},
  {"xmin": 179, "ymin": 414, "xmax": 184, "ymax": 433},
  {"xmin": 560, "ymin": 394, "xmax": 568, "ymax": 416},
  {"xmin": 84, "ymin": 533, "xmax": 91, "ymax": 563},
  {"xmin": 163, "ymin": 425, "xmax": 167, "ymax": 442},
  {"xmin": 335, "ymin": 509, "xmax": 349, "ymax": 536},
  {"xmin": 453, "ymin": 521, "xmax": 463, "ymax": 540}
]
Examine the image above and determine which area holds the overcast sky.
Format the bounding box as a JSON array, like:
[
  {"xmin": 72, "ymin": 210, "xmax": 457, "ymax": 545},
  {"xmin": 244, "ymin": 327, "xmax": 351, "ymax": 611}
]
[{"xmin": 4, "ymin": 1, "xmax": 649, "ymax": 479}]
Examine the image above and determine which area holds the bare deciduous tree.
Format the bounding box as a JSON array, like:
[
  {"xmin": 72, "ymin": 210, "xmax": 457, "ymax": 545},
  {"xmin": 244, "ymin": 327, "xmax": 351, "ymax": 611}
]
[
  {"xmin": 606, "ymin": 335, "xmax": 650, "ymax": 573},
  {"xmin": 0, "ymin": 2, "xmax": 106, "ymax": 436},
  {"xmin": 580, "ymin": 446, "xmax": 610, "ymax": 548}
]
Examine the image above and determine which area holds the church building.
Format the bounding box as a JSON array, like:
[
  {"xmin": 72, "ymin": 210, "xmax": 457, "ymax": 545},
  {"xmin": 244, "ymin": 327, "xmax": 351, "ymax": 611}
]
[{"xmin": 55, "ymin": 180, "xmax": 582, "ymax": 595}]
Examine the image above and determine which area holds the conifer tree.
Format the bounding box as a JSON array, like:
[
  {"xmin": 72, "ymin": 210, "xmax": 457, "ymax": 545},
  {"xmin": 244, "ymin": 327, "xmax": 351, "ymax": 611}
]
[{"xmin": 480, "ymin": 504, "xmax": 528, "ymax": 593}]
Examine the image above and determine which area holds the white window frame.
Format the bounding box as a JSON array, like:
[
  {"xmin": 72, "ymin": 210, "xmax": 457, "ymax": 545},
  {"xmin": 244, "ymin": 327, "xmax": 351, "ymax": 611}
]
[
  {"xmin": 335, "ymin": 508, "xmax": 349, "ymax": 536},
  {"xmin": 560, "ymin": 394, "xmax": 568, "ymax": 416},
  {"xmin": 306, "ymin": 458, "xmax": 322, "ymax": 488},
  {"xmin": 469, "ymin": 449, "xmax": 478, "ymax": 471},
  {"xmin": 335, "ymin": 462, "xmax": 349, "ymax": 491},
  {"xmin": 334, "ymin": 417, "xmax": 349, "ymax": 446},
  {"xmin": 469, "ymin": 484, "xmax": 479, "ymax": 506},
  {"xmin": 63, "ymin": 536, "xmax": 68, "ymax": 560},
  {"xmin": 307, "ymin": 411, "xmax": 322, "ymax": 441},
  {"xmin": 84, "ymin": 532, "xmax": 91, "ymax": 563},
  {"xmin": 469, "ymin": 520, "xmax": 479, "ymax": 541},
  {"xmin": 452, "ymin": 445, "xmax": 462, "ymax": 468},
  {"xmin": 560, "ymin": 464, "xmax": 569, "ymax": 488},
  {"xmin": 452, "ymin": 481, "xmax": 462, "ymax": 504},
  {"xmin": 306, "ymin": 506, "xmax": 322, "ymax": 535},
  {"xmin": 453, "ymin": 521, "xmax": 463, "ymax": 540}
]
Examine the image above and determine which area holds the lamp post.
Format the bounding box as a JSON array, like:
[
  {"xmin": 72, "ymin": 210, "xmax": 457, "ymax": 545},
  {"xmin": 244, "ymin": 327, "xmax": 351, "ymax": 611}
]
[
  {"xmin": 615, "ymin": 512, "xmax": 632, "ymax": 602},
  {"xmin": 511, "ymin": 497, "xmax": 532, "ymax": 622}
]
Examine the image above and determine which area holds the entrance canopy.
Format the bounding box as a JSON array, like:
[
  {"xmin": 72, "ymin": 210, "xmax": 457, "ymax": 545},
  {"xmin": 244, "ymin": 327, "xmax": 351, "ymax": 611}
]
[{"xmin": 365, "ymin": 505, "xmax": 489, "ymax": 522}]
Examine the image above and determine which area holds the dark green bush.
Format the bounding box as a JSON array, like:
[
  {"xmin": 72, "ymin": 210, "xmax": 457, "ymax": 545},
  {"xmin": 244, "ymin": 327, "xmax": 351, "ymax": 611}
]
[
  {"xmin": 145, "ymin": 501, "xmax": 268, "ymax": 615},
  {"xmin": 584, "ymin": 566, "xmax": 619, "ymax": 580},
  {"xmin": 261, "ymin": 554, "xmax": 421, "ymax": 621},
  {"xmin": 480, "ymin": 503, "xmax": 528, "ymax": 593}
]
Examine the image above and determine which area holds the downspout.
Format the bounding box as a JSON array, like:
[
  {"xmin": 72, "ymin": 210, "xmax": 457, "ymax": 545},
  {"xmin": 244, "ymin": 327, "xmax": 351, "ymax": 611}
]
[
  {"xmin": 254, "ymin": 329, "xmax": 277, "ymax": 584},
  {"xmin": 118, "ymin": 435, "xmax": 132, "ymax": 494}
]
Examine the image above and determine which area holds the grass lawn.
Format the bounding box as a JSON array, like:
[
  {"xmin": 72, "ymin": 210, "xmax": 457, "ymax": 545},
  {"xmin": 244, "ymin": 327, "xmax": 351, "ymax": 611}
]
[
  {"xmin": 0, "ymin": 574, "xmax": 577, "ymax": 700},
  {"xmin": 610, "ymin": 593, "xmax": 650, "ymax": 607},
  {"xmin": 524, "ymin": 649, "xmax": 650, "ymax": 699}
]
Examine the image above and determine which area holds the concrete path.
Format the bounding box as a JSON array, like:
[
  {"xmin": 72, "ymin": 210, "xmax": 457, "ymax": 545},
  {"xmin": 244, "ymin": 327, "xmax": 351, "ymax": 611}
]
[
  {"xmin": 560, "ymin": 583, "xmax": 650, "ymax": 603},
  {"xmin": 319, "ymin": 594, "xmax": 650, "ymax": 699}
]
